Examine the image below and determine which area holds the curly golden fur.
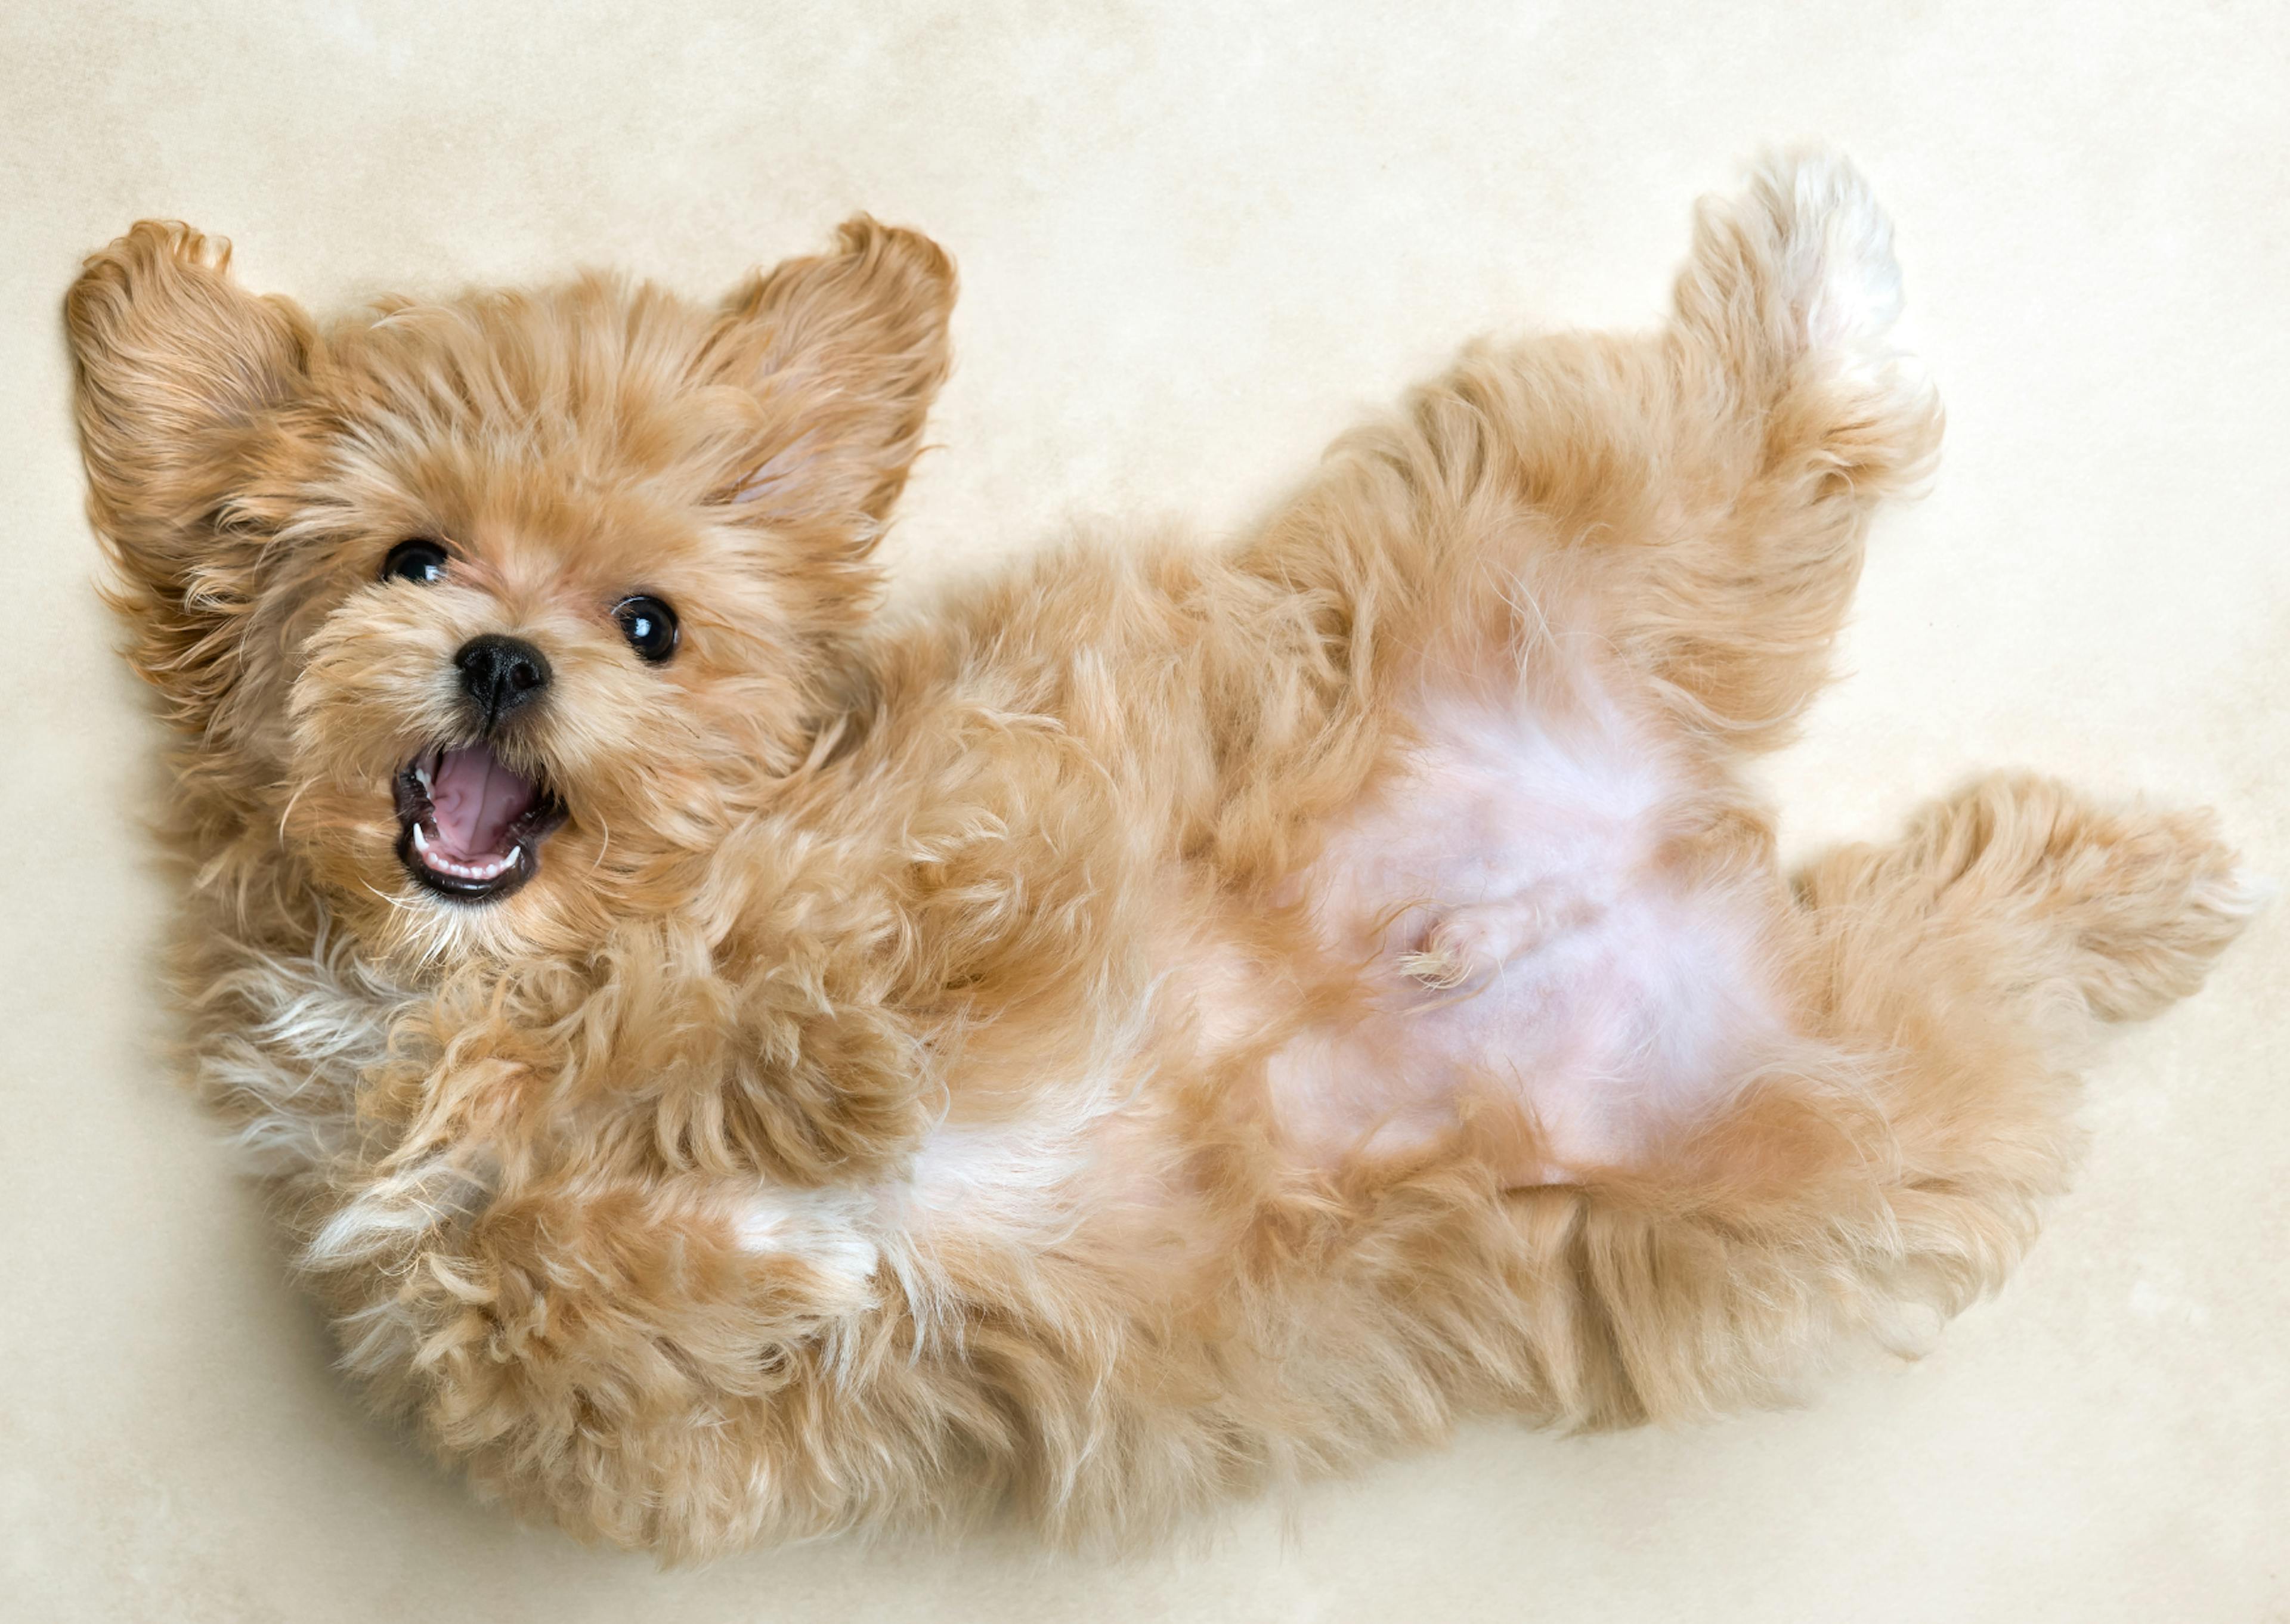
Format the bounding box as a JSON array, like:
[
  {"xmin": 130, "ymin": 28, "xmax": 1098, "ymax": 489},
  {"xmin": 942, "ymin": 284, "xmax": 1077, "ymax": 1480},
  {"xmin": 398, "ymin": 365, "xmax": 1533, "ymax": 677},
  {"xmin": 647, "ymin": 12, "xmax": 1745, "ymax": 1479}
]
[{"xmin": 66, "ymin": 151, "xmax": 2253, "ymax": 1558}]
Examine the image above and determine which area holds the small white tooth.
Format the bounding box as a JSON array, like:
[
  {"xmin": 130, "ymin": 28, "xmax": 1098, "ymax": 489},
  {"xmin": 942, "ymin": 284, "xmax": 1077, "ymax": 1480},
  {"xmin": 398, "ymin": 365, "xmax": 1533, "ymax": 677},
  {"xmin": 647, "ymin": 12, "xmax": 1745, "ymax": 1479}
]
[
  {"xmin": 506, "ymin": 847, "xmax": 523, "ymax": 868},
  {"xmin": 411, "ymin": 823, "xmax": 431, "ymax": 853}
]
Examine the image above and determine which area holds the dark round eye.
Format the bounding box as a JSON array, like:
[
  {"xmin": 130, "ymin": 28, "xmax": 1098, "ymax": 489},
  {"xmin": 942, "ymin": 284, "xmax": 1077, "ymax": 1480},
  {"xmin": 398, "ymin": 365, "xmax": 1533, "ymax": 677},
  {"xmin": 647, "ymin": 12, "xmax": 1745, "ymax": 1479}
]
[
  {"xmin": 381, "ymin": 538, "xmax": 450, "ymax": 585},
  {"xmin": 612, "ymin": 595, "xmax": 679, "ymax": 663}
]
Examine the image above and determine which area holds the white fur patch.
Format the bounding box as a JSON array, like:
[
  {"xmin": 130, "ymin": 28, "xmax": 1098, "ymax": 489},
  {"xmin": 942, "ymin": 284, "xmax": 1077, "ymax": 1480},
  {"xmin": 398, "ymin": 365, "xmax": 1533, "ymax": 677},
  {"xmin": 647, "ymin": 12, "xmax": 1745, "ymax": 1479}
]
[
  {"xmin": 203, "ymin": 923, "xmax": 406, "ymax": 1181},
  {"xmin": 905, "ymin": 1118, "xmax": 1092, "ymax": 1228},
  {"xmin": 733, "ymin": 1187, "xmax": 881, "ymax": 1294},
  {"xmin": 1760, "ymin": 148, "xmax": 1906, "ymax": 351}
]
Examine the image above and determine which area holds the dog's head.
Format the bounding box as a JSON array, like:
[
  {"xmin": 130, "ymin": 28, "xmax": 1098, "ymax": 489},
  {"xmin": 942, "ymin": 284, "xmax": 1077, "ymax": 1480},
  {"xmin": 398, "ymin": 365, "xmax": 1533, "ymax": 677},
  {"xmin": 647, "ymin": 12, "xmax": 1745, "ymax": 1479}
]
[{"xmin": 67, "ymin": 218, "xmax": 952, "ymax": 963}]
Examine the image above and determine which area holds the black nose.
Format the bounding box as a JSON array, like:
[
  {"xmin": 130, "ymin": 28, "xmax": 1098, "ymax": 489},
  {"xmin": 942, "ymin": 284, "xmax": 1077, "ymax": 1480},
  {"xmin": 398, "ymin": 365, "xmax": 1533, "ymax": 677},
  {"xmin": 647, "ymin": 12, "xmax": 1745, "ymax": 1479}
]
[{"xmin": 456, "ymin": 634, "xmax": 550, "ymax": 729}]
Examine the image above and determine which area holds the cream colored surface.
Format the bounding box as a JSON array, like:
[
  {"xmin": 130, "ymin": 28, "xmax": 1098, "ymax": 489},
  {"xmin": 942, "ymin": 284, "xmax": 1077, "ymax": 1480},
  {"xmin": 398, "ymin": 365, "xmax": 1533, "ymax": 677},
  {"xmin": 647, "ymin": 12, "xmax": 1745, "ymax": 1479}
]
[{"xmin": 4, "ymin": 2, "xmax": 2285, "ymax": 1618}]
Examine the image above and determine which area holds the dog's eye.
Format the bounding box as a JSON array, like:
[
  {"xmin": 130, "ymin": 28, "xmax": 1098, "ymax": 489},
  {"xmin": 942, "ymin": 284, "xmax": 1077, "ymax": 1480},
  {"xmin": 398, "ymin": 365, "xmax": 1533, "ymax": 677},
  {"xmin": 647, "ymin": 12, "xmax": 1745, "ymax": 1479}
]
[
  {"xmin": 381, "ymin": 539, "xmax": 450, "ymax": 585},
  {"xmin": 612, "ymin": 595, "xmax": 679, "ymax": 664}
]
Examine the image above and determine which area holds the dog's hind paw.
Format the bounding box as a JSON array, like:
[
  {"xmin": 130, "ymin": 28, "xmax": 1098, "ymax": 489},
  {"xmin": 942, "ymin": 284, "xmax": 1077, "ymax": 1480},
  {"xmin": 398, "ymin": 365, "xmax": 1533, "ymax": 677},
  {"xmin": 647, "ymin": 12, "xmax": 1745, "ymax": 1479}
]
[
  {"xmin": 1685, "ymin": 147, "xmax": 1905, "ymax": 355},
  {"xmin": 1674, "ymin": 147, "xmax": 1942, "ymax": 491}
]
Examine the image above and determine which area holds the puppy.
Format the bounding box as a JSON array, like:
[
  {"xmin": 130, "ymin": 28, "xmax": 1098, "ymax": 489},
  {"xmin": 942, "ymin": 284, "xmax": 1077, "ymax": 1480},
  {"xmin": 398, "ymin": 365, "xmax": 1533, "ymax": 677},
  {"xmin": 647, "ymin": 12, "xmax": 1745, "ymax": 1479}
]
[{"xmin": 67, "ymin": 152, "xmax": 2252, "ymax": 1557}]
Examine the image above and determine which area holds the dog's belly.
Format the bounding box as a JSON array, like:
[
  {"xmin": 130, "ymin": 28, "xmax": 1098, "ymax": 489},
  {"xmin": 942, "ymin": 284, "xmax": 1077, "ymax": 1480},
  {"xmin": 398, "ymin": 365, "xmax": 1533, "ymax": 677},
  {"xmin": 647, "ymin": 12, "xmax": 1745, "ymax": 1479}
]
[{"xmin": 1261, "ymin": 686, "xmax": 1790, "ymax": 1181}]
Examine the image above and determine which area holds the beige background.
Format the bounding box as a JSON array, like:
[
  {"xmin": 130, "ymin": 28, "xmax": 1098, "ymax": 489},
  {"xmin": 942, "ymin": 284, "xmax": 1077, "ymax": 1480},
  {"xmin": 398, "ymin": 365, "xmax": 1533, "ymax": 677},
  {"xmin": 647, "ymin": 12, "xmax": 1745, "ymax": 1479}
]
[{"xmin": 4, "ymin": 2, "xmax": 2285, "ymax": 1619}]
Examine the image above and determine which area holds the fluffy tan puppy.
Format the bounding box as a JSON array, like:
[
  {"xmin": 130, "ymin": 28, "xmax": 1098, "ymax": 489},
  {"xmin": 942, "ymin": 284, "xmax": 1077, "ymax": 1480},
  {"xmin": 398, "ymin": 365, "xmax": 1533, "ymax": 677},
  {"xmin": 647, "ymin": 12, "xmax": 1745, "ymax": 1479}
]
[{"xmin": 67, "ymin": 152, "xmax": 2252, "ymax": 1558}]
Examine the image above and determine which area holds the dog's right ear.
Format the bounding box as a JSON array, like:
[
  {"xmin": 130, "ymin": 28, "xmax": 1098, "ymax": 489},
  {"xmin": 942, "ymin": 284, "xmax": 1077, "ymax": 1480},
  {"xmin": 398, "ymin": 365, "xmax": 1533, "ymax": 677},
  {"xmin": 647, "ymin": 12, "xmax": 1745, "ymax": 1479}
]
[
  {"xmin": 66, "ymin": 222, "xmax": 312, "ymax": 736},
  {"xmin": 703, "ymin": 216, "xmax": 955, "ymax": 543}
]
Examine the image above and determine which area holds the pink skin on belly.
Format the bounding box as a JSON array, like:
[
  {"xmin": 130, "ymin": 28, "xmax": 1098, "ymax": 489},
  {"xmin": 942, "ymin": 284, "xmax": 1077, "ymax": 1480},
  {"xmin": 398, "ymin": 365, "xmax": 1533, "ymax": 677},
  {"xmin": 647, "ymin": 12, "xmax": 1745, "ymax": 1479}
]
[{"xmin": 1256, "ymin": 684, "xmax": 1792, "ymax": 1182}]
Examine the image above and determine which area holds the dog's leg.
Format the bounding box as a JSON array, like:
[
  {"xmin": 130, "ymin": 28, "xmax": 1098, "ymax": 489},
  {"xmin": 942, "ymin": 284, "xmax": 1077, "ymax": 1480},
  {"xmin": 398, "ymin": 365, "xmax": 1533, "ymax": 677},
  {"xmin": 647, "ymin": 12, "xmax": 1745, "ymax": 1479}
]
[
  {"xmin": 1789, "ymin": 776, "xmax": 2255, "ymax": 1272},
  {"xmin": 1514, "ymin": 778, "xmax": 2258, "ymax": 1422},
  {"xmin": 1636, "ymin": 148, "xmax": 1945, "ymax": 748},
  {"xmin": 1801, "ymin": 773, "xmax": 2257, "ymax": 1047},
  {"xmin": 1237, "ymin": 151, "xmax": 1939, "ymax": 755}
]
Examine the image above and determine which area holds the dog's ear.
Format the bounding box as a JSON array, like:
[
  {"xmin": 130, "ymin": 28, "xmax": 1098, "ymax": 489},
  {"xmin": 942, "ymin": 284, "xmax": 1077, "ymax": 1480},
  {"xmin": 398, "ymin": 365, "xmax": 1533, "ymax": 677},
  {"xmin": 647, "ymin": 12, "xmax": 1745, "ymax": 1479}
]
[
  {"xmin": 66, "ymin": 222, "xmax": 311, "ymax": 736},
  {"xmin": 704, "ymin": 216, "xmax": 955, "ymax": 537}
]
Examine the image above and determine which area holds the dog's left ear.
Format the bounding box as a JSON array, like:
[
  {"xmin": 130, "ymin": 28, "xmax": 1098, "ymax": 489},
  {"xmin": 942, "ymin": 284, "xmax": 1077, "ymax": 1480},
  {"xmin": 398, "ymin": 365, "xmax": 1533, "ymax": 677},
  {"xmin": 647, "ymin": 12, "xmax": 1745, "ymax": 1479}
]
[
  {"xmin": 705, "ymin": 216, "xmax": 955, "ymax": 535},
  {"xmin": 67, "ymin": 222, "xmax": 313, "ymax": 738}
]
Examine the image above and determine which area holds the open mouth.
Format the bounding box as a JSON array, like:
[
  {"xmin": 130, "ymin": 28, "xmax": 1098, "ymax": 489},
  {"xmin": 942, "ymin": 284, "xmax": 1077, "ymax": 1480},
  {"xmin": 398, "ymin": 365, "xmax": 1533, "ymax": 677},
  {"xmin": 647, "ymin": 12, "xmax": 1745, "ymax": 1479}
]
[{"xmin": 394, "ymin": 742, "xmax": 566, "ymax": 904}]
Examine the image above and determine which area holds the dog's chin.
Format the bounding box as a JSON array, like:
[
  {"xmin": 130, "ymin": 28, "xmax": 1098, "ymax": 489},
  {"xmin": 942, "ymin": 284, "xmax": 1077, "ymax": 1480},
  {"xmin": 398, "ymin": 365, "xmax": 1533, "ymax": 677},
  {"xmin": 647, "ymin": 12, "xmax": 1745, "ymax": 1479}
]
[{"xmin": 392, "ymin": 740, "xmax": 567, "ymax": 905}]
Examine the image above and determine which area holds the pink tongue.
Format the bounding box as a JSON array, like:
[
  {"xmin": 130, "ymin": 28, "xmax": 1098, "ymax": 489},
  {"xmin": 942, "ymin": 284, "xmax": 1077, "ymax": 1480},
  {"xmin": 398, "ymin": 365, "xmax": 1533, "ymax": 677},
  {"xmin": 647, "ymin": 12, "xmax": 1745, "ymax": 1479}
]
[{"xmin": 429, "ymin": 744, "xmax": 537, "ymax": 859}]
